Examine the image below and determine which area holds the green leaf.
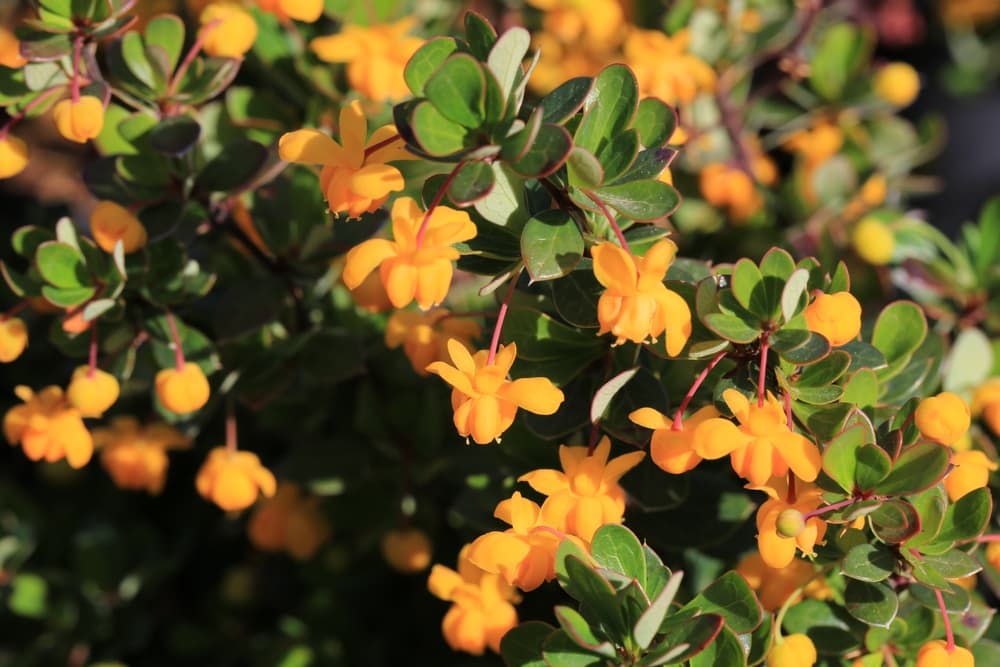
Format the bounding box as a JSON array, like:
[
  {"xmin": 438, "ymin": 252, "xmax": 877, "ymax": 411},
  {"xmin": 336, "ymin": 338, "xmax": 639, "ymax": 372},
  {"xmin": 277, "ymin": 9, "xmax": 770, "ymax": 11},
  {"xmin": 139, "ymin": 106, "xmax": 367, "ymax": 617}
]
[
  {"xmin": 809, "ymin": 23, "xmax": 870, "ymax": 100},
  {"xmin": 509, "ymin": 123, "xmax": 572, "ymax": 178},
  {"xmin": 771, "ymin": 328, "xmax": 831, "ymax": 365},
  {"xmin": 409, "ymin": 101, "xmax": 470, "ymax": 156},
  {"xmin": 943, "ymin": 327, "xmax": 993, "ymax": 393},
  {"xmin": 540, "ymin": 77, "xmax": 592, "ymax": 125},
  {"xmin": 798, "ymin": 350, "xmax": 851, "ymax": 387},
  {"xmin": 822, "ymin": 424, "xmax": 870, "ymax": 493},
  {"xmin": 640, "ymin": 613, "xmax": 723, "ymax": 666},
  {"xmin": 464, "ymin": 11, "xmax": 497, "ymax": 60},
  {"xmin": 560, "ymin": 556, "xmax": 625, "ymax": 637},
  {"xmin": 731, "ymin": 259, "xmax": 765, "ymax": 318},
  {"xmin": 424, "ymin": 53, "xmax": 487, "ymax": 128},
  {"xmin": 590, "ymin": 368, "xmax": 639, "ymax": 424},
  {"xmin": 633, "ymin": 98, "xmax": 676, "ymax": 148},
  {"xmin": 487, "ymin": 26, "xmax": 530, "ymax": 106},
  {"xmin": 841, "ymin": 369, "xmax": 879, "ymax": 412},
  {"xmin": 575, "ymin": 65, "xmax": 638, "ymax": 157},
  {"xmin": 550, "ymin": 266, "xmax": 602, "ymax": 328},
  {"xmin": 871, "ymin": 301, "xmax": 927, "ymax": 375},
  {"xmin": 41, "ymin": 284, "xmax": 96, "ymax": 308},
  {"xmin": 874, "ymin": 441, "xmax": 950, "ymax": 496},
  {"xmin": 541, "ymin": 631, "xmax": 607, "ymax": 667},
  {"xmin": 844, "ymin": 580, "xmax": 898, "ymax": 628},
  {"xmin": 121, "ymin": 30, "xmax": 158, "ymax": 90},
  {"xmin": 919, "ymin": 550, "xmax": 982, "ymax": 580},
  {"xmin": 781, "ymin": 268, "xmax": 810, "ymax": 323},
  {"xmin": 473, "ymin": 162, "xmax": 532, "ymax": 230},
  {"xmin": 909, "ymin": 582, "xmax": 970, "ymax": 613},
  {"xmin": 148, "ymin": 115, "xmax": 200, "ymax": 156},
  {"xmin": 594, "ymin": 129, "xmax": 639, "ymax": 184},
  {"xmin": 554, "ymin": 607, "xmax": 616, "ymax": 657},
  {"xmin": 792, "ymin": 401, "xmax": 854, "ymax": 440},
  {"xmin": 687, "ymin": 626, "xmax": 746, "ymax": 667},
  {"xmin": 143, "ymin": 14, "xmax": 185, "ymax": 74},
  {"xmin": 634, "ymin": 572, "xmax": 683, "ymax": 649},
  {"xmin": 7, "ymin": 574, "xmax": 47, "ymax": 619},
  {"xmin": 681, "ymin": 571, "xmax": 762, "ymax": 634},
  {"xmin": 905, "ymin": 485, "xmax": 949, "ymax": 549},
  {"xmin": 36, "ymin": 241, "xmax": 88, "ymax": 288},
  {"xmin": 404, "ymin": 37, "xmax": 458, "ymax": 97},
  {"xmin": 935, "ymin": 487, "xmax": 992, "ymax": 544},
  {"xmin": 854, "ymin": 445, "xmax": 892, "ymax": 491},
  {"xmin": 566, "ymin": 147, "xmax": 604, "ymax": 189},
  {"xmin": 12, "ymin": 225, "xmax": 55, "ymax": 258},
  {"xmin": 842, "ymin": 341, "xmax": 888, "ymax": 373},
  {"xmin": 842, "ymin": 543, "xmax": 895, "ymax": 582},
  {"xmin": 448, "ymin": 160, "xmax": 495, "ymax": 205},
  {"xmin": 870, "ymin": 499, "xmax": 921, "ymax": 544},
  {"xmin": 520, "ymin": 209, "xmax": 584, "ymax": 282},
  {"xmin": 590, "ymin": 524, "xmax": 646, "ymax": 585},
  {"xmin": 501, "ymin": 621, "xmax": 555, "ymax": 667},
  {"xmin": 702, "ymin": 312, "xmax": 760, "ymax": 344},
  {"xmin": 194, "ymin": 140, "xmax": 267, "ymax": 193},
  {"xmin": 590, "ymin": 180, "xmax": 680, "ymax": 221},
  {"xmin": 501, "ymin": 108, "xmax": 542, "ymax": 163}
]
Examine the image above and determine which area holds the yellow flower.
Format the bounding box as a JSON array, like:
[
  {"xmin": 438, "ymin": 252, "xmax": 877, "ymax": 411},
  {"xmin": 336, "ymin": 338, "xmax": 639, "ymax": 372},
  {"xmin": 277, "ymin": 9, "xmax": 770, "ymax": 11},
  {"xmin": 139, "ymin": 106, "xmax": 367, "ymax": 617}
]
[
  {"xmin": 428, "ymin": 545, "xmax": 520, "ymax": 655},
  {"xmin": 916, "ymin": 640, "xmax": 974, "ymax": 667},
  {"xmin": 629, "ymin": 405, "xmax": 719, "ymax": 474},
  {"xmin": 3, "ymin": 386, "xmax": 93, "ymax": 468},
  {"xmin": 468, "ymin": 491, "xmax": 583, "ymax": 592},
  {"xmin": 853, "ymin": 217, "xmax": 895, "ymax": 265},
  {"xmin": 343, "ymin": 197, "xmax": 476, "ymax": 310},
  {"xmin": 623, "ymin": 28, "xmax": 716, "ymax": 105},
  {"xmin": 311, "ymin": 19, "xmax": 423, "ymax": 102},
  {"xmin": 736, "ymin": 552, "xmax": 829, "ymax": 611},
  {"xmin": 519, "ymin": 437, "xmax": 644, "ymax": 542},
  {"xmin": 427, "ymin": 340, "xmax": 564, "ymax": 444},
  {"xmin": 52, "ymin": 95, "xmax": 105, "ymax": 144},
  {"xmin": 196, "ymin": 446, "xmax": 277, "ymax": 511},
  {"xmin": 699, "ymin": 163, "xmax": 763, "ymax": 222},
  {"xmin": 200, "ymin": 3, "xmax": 257, "ymax": 58},
  {"xmin": 386, "ymin": 308, "xmax": 481, "ymax": 376},
  {"xmin": 256, "ymin": 0, "xmax": 323, "ymax": 22},
  {"xmin": 248, "ymin": 482, "xmax": 331, "ymax": 559},
  {"xmin": 985, "ymin": 541, "xmax": 1000, "ymax": 572},
  {"xmin": 784, "ymin": 122, "xmax": 843, "ymax": 167},
  {"xmin": 382, "ymin": 527, "xmax": 433, "ymax": 573},
  {"xmin": 66, "ymin": 366, "xmax": 120, "ymax": 418},
  {"xmin": 0, "ymin": 134, "xmax": 28, "ymax": 179},
  {"xmin": 528, "ymin": 31, "xmax": 609, "ymax": 95},
  {"xmin": 94, "ymin": 416, "xmax": 190, "ymax": 494},
  {"xmin": 767, "ymin": 634, "xmax": 818, "ymax": 667},
  {"xmin": 526, "ymin": 0, "xmax": 626, "ymax": 52},
  {"xmin": 944, "ymin": 450, "xmax": 997, "ymax": 501},
  {"xmin": 803, "ymin": 291, "xmax": 862, "ymax": 347},
  {"xmin": 753, "ymin": 476, "xmax": 827, "ymax": 569},
  {"xmin": 592, "ymin": 239, "xmax": 692, "ymax": 355},
  {"xmin": 155, "ymin": 363, "xmax": 211, "ymax": 414},
  {"xmin": 0, "ymin": 26, "xmax": 26, "ymax": 69},
  {"xmin": 874, "ymin": 62, "xmax": 920, "ymax": 107},
  {"xmin": 0, "ymin": 317, "xmax": 27, "ymax": 362},
  {"xmin": 916, "ymin": 392, "xmax": 971, "ymax": 446},
  {"xmin": 972, "ymin": 378, "xmax": 1000, "ymax": 437},
  {"xmin": 279, "ymin": 101, "xmax": 410, "ymax": 219},
  {"xmin": 695, "ymin": 389, "xmax": 822, "ymax": 486},
  {"xmin": 90, "ymin": 201, "xmax": 148, "ymax": 254}
]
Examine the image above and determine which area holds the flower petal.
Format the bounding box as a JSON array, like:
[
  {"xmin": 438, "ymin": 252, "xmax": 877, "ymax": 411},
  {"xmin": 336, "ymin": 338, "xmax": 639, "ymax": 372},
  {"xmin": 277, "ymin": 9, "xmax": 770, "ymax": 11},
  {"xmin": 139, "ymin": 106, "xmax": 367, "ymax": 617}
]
[
  {"xmin": 639, "ymin": 239, "xmax": 677, "ymax": 279},
  {"xmin": 343, "ymin": 239, "xmax": 395, "ymax": 289},
  {"xmin": 427, "ymin": 564, "xmax": 463, "ymax": 601},
  {"xmin": 501, "ymin": 378, "xmax": 564, "ymax": 415},
  {"xmin": 339, "ymin": 100, "xmax": 368, "ymax": 163},
  {"xmin": 518, "ymin": 469, "xmax": 567, "ymax": 496},
  {"xmin": 629, "ymin": 407, "xmax": 672, "ymax": 430},
  {"xmin": 773, "ymin": 432, "xmax": 822, "ymax": 482},
  {"xmin": 350, "ymin": 163, "xmax": 405, "ymax": 198},
  {"xmin": 278, "ymin": 129, "xmax": 343, "ymax": 165},
  {"xmin": 693, "ymin": 418, "xmax": 750, "ymax": 459},
  {"xmin": 592, "ymin": 242, "xmax": 637, "ymax": 293},
  {"xmin": 426, "ymin": 361, "xmax": 474, "ymax": 396},
  {"xmin": 603, "ymin": 450, "xmax": 646, "ymax": 484}
]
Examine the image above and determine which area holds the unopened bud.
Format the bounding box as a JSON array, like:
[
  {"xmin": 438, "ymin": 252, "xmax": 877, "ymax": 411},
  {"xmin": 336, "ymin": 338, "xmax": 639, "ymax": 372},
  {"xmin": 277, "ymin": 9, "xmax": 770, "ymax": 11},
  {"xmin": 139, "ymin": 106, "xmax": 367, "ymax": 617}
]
[{"xmin": 776, "ymin": 508, "xmax": 806, "ymax": 538}]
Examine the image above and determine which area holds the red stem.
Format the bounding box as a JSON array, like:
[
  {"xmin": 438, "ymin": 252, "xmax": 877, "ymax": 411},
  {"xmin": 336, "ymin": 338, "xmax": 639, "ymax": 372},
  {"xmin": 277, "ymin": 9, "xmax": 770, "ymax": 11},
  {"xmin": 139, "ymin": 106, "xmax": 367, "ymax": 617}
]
[
  {"xmin": 487, "ymin": 268, "xmax": 522, "ymax": 365},
  {"xmin": 1, "ymin": 300, "xmax": 28, "ymax": 321},
  {"xmin": 783, "ymin": 390, "xmax": 793, "ymax": 426},
  {"xmin": 584, "ymin": 190, "xmax": 630, "ymax": 253},
  {"xmin": 166, "ymin": 19, "xmax": 221, "ymax": 100},
  {"xmin": 165, "ymin": 311, "xmax": 185, "ymax": 370},
  {"xmin": 587, "ymin": 422, "xmax": 601, "ymax": 456},
  {"xmin": 787, "ymin": 471, "xmax": 797, "ymax": 504},
  {"xmin": 87, "ymin": 322, "xmax": 98, "ymax": 378},
  {"xmin": 225, "ymin": 401, "xmax": 237, "ymax": 453},
  {"xmin": 415, "ymin": 161, "xmax": 466, "ymax": 248},
  {"xmin": 0, "ymin": 87, "xmax": 63, "ymax": 139},
  {"xmin": 802, "ymin": 497, "xmax": 856, "ymax": 520},
  {"xmin": 971, "ymin": 534, "xmax": 1000, "ymax": 543},
  {"xmin": 363, "ymin": 134, "xmax": 402, "ymax": 159},
  {"xmin": 71, "ymin": 33, "xmax": 84, "ymax": 102},
  {"xmin": 934, "ymin": 587, "xmax": 955, "ymax": 652},
  {"xmin": 672, "ymin": 350, "xmax": 727, "ymax": 430},
  {"xmin": 758, "ymin": 331, "xmax": 770, "ymax": 407}
]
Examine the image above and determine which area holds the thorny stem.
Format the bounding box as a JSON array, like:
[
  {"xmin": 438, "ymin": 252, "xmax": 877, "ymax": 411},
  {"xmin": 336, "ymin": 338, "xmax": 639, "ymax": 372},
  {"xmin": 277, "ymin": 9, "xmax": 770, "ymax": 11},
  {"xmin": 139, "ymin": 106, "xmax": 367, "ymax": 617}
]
[
  {"xmin": 166, "ymin": 19, "xmax": 221, "ymax": 101},
  {"xmin": 415, "ymin": 161, "xmax": 467, "ymax": 248},
  {"xmin": 165, "ymin": 311, "xmax": 185, "ymax": 370},
  {"xmin": 487, "ymin": 267, "xmax": 522, "ymax": 366},
  {"xmin": 87, "ymin": 322, "xmax": 98, "ymax": 379},
  {"xmin": 225, "ymin": 400, "xmax": 237, "ymax": 453},
  {"xmin": 71, "ymin": 33, "xmax": 84, "ymax": 102},
  {"xmin": 363, "ymin": 134, "xmax": 403, "ymax": 158},
  {"xmin": 758, "ymin": 331, "xmax": 770, "ymax": 407},
  {"xmin": 672, "ymin": 350, "xmax": 728, "ymax": 431},
  {"xmin": 584, "ymin": 190, "xmax": 630, "ymax": 253},
  {"xmin": 934, "ymin": 587, "xmax": 956, "ymax": 652}
]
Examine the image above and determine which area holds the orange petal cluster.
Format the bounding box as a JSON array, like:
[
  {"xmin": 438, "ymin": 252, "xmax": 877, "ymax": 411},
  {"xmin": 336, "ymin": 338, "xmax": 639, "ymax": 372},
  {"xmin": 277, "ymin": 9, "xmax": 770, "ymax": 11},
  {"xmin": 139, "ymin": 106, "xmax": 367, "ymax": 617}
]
[
  {"xmin": 4, "ymin": 386, "xmax": 93, "ymax": 468},
  {"xmin": 248, "ymin": 482, "xmax": 331, "ymax": 559},
  {"xmin": 95, "ymin": 416, "xmax": 191, "ymax": 494},
  {"xmin": 385, "ymin": 309, "xmax": 481, "ymax": 376},
  {"xmin": 196, "ymin": 446, "xmax": 277, "ymax": 511}
]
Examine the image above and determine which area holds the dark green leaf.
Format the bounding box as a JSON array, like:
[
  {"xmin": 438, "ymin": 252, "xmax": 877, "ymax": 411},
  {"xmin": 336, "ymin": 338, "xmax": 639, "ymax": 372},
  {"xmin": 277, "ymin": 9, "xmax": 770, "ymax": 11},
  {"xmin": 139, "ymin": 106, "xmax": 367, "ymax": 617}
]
[
  {"xmin": 844, "ymin": 580, "xmax": 898, "ymax": 628},
  {"xmin": 633, "ymin": 98, "xmax": 675, "ymax": 148},
  {"xmin": 554, "ymin": 607, "xmax": 616, "ymax": 656},
  {"xmin": 870, "ymin": 499, "xmax": 921, "ymax": 545},
  {"xmin": 520, "ymin": 209, "xmax": 584, "ymax": 282},
  {"xmin": 539, "ymin": 77, "xmax": 592, "ymax": 125},
  {"xmin": 854, "ymin": 445, "xmax": 892, "ymax": 491},
  {"xmin": 509, "ymin": 123, "xmax": 572, "ymax": 178},
  {"xmin": 148, "ymin": 115, "xmax": 200, "ymax": 156},
  {"xmin": 842, "ymin": 543, "xmax": 895, "ymax": 582},
  {"xmin": 500, "ymin": 621, "xmax": 555, "ymax": 667},
  {"xmin": 464, "ymin": 11, "xmax": 497, "ymax": 60},
  {"xmin": 702, "ymin": 312, "xmax": 760, "ymax": 344},
  {"xmin": 909, "ymin": 582, "xmax": 970, "ymax": 613},
  {"xmin": 574, "ymin": 64, "xmax": 638, "ymax": 157},
  {"xmin": 871, "ymin": 301, "xmax": 927, "ymax": 373},
  {"xmin": 590, "ymin": 180, "xmax": 680, "ymax": 221},
  {"xmin": 194, "ymin": 140, "xmax": 267, "ymax": 193},
  {"xmin": 590, "ymin": 524, "xmax": 646, "ymax": 585},
  {"xmin": 771, "ymin": 329, "xmax": 832, "ymax": 365},
  {"xmin": 935, "ymin": 487, "xmax": 992, "ymax": 544},
  {"xmin": 448, "ymin": 160, "xmax": 495, "ymax": 205},
  {"xmin": 566, "ymin": 146, "xmax": 604, "ymax": 189},
  {"xmin": 687, "ymin": 626, "xmax": 746, "ymax": 667},
  {"xmin": 640, "ymin": 613, "xmax": 723, "ymax": 666},
  {"xmin": 681, "ymin": 571, "xmax": 762, "ymax": 634},
  {"xmin": 822, "ymin": 424, "xmax": 869, "ymax": 493},
  {"xmin": 874, "ymin": 441, "xmax": 950, "ymax": 496},
  {"xmin": 425, "ymin": 54, "xmax": 487, "ymax": 128}
]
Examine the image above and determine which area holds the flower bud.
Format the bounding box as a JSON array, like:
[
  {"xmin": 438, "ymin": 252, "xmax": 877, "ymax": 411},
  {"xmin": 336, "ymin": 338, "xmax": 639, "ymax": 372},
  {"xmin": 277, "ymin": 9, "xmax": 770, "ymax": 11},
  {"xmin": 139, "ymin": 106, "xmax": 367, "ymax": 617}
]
[
  {"xmin": 852, "ymin": 217, "xmax": 895, "ymax": 265},
  {"xmin": 874, "ymin": 62, "xmax": 920, "ymax": 107},
  {"xmin": 0, "ymin": 135, "xmax": 28, "ymax": 179},
  {"xmin": 767, "ymin": 634, "xmax": 817, "ymax": 667},
  {"xmin": 776, "ymin": 508, "xmax": 807, "ymax": 538},
  {"xmin": 916, "ymin": 639, "xmax": 974, "ymax": 667},
  {"xmin": 196, "ymin": 447, "xmax": 276, "ymax": 511},
  {"xmin": 201, "ymin": 3, "xmax": 258, "ymax": 58},
  {"xmin": 155, "ymin": 364, "xmax": 211, "ymax": 414},
  {"xmin": 66, "ymin": 366, "xmax": 120, "ymax": 418},
  {"xmin": 915, "ymin": 392, "xmax": 970, "ymax": 446},
  {"xmin": 90, "ymin": 201, "xmax": 147, "ymax": 254},
  {"xmin": 804, "ymin": 292, "xmax": 862, "ymax": 347},
  {"xmin": 52, "ymin": 95, "xmax": 105, "ymax": 143},
  {"xmin": 381, "ymin": 527, "xmax": 433, "ymax": 573},
  {"xmin": 0, "ymin": 317, "xmax": 28, "ymax": 362}
]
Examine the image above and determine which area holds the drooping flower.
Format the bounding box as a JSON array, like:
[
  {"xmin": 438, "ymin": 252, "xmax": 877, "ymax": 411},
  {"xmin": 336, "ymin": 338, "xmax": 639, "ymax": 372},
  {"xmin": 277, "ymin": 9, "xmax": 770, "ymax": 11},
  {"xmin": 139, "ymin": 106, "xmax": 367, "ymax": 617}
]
[
  {"xmin": 279, "ymin": 101, "xmax": 411, "ymax": 219},
  {"xmin": 94, "ymin": 416, "xmax": 191, "ymax": 494},
  {"xmin": 803, "ymin": 291, "xmax": 862, "ymax": 347},
  {"xmin": 0, "ymin": 27, "xmax": 26, "ymax": 69},
  {"xmin": 66, "ymin": 366, "xmax": 120, "ymax": 418},
  {"xmin": 200, "ymin": 3, "xmax": 258, "ymax": 58},
  {"xmin": 736, "ymin": 552, "xmax": 831, "ymax": 612},
  {"xmin": 944, "ymin": 450, "xmax": 997, "ymax": 501},
  {"xmin": 427, "ymin": 545, "xmax": 520, "ymax": 655},
  {"xmin": 196, "ymin": 446, "xmax": 277, "ymax": 511},
  {"xmin": 592, "ymin": 239, "xmax": 692, "ymax": 355},
  {"xmin": 90, "ymin": 201, "xmax": 147, "ymax": 254},
  {"xmin": 695, "ymin": 389, "xmax": 822, "ymax": 486},
  {"xmin": 382, "ymin": 527, "xmax": 433, "ymax": 573},
  {"xmin": 3, "ymin": 386, "xmax": 93, "ymax": 468},
  {"xmin": 972, "ymin": 379, "xmax": 1000, "ymax": 437},
  {"xmin": 623, "ymin": 28, "xmax": 716, "ymax": 105},
  {"xmin": 629, "ymin": 405, "xmax": 719, "ymax": 474},
  {"xmin": 343, "ymin": 198, "xmax": 476, "ymax": 310},
  {"xmin": 427, "ymin": 340, "xmax": 564, "ymax": 445},
  {"xmin": 155, "ymin": 363, "xmax": 211, "ymax": 414},
  {"xmin": 915, "ymin": 392, "xmax": 971, "ymax": 446},
  {"xmin": 256, "ymin": 0, "xmax": 323, "ymax": 22},
  {"xmin": 467, "ymin": 492, "xmax": 584, "ymax": 591},
  {"xmin": 753, "ymin": 476, "xmax": 827, "ymax": 569},
  {"xmin": 915, "ymin": 640, "xmax": 975, "ymax": 667},
  {"xmin": 0, "ymin": 317, "xmax": 28, "ymax": 362},
  {"xmin": 385, "ymin": 308, "xmax": 481, "ymax": 376},
  {"xmin": 310, "ymin": 19, "xmax": 423, "ymax": 102},
  {"xmin": 519, "ymin": 437, "xmax": 644, "ymax": 542},
  {"xmin": 247, "ymin": 482, "xmax": 331, "ymax": 559},
  {"xmin": 767, "ymin": 634, "xmax": 818, "ymax": 667},
  {"xmin": 852, "ymin": 217, "xmax": 895, "ymax": 265},
  {"xmin": 0, "ymin": 135, "xmax": 28, "ymax": 178},
  {"xmin": 52, "ymin": 95, "xmax": 105, "ymax": 144},
  {"xmin": 874, "ymin": 62, "xmax": 920, "ymax": 107}
]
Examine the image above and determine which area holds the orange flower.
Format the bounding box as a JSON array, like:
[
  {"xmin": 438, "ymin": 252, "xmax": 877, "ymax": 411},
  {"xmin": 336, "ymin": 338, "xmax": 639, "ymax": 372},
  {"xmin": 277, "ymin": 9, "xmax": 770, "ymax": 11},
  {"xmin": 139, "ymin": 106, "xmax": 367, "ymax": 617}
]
[
  {"xmin": 736, "ymin": 552, "xmax": 830, "ymax": 612},
  {"xmin": 916, "ymin": 392, "xmax": 971, "ymax": 446},
  {"xmin": 985, "ymin": 541, "xmax": 1000, "ymax": 572},
  {"xmin": 52, "ymin": 95, "xmax": 105, "ymax": 143},
  {"xmin": 3, "ymin": 386, "xmax": 93, "ymax": 468},
  {"xmin": 427, "ymin": 340, "xmax": 564, "ymax": 445},
  {"xmin": 623, "ymin": 28, "xmax": 716, "ymax": 105},
  {"xmin": 200, "ymin": 3, "xmax": 257, "ymax": 58},
  {"xmin": 629, "ymin": 405, "xmax": 719, "ymax": 474},
  {"xmin": 155, "ymin": 364, "xmax": 211, "ymax": 414},
  {"xmin": 526, "ymin": 0, "xmax": 625, "ymax": 52},
  {"xmin": 256, "ymin": 0, "xmax": 323, "ymax": 22},
  {"xmin": 385, "ymin": 308, "xmax": 481, "ymax": 376},
  {"xmin": 195, "ymin": 446, "xmax": 277, "ymax": 511},
  {"xmin": 944, "ymin": 450, "xmax": 997, "ymax": 501},
  {"xmin": 0, "ymin": 27, "xmax": 26, "ymax": 69},
  {"xmin": 784, "ymin": 122, "xmax": 843, "ymax": 167},
  {"xmin": 699, "ymin": 163, "xmax": 764, "ymax": 222},
  {"xmin": 592, "ymin": 239, "xmax": 692, "ymax": 355},
  {"xmin": 468, "ymin": 492, "xmax": 584, "ymax": 591},
  {"xmin": 247, "ymin": 482, "xmax": 330, "ymax": 559},
  {"xmin": 382, "ymin": 527, "xmax": 433, "ymax": 573},
  {"xmin": 66, "ymin": 366, "xmax": 120, "ymax": 418},
  {"xmin": 0, "ymin": 134, "xmax": 28, "ymax": 178},
  {"xmin": 695, "ymin": 389, "xmax": 822, "ymax": 486},
  {"xmin": 311, "ymin": 19, "xmax": 423, "ymax": 102},
  {"xmin": 972, "ymin": 379, "xmax": 1000, "ymax": 437},
  {"xmin": 279, "ymin": 101, "xmax": 410, "ymax": 219},
  {"xmin": 803, "ymin": 292, "xmax": 862, "ymax": 347},
  {"xmin": 0, "ymin": 317, "xmax": 27, "ymax": 362},
  {"xmin": 94, "ymin": 416, "xmax": 191, "ymax": 494},
  {"xmin": 753, "ymin": 476, "xmax": 827, "ymax": 569},
  {"xmin": 767, "ymin": 634, "xmax": 818, "ymax": 667},
  {"xmin": 519, "ymin": 436, "xmax": 644, "ymax": 542},
  {"xmin": 427, "ymin": 545, "xmax": 520, "ymax": 655},
  {"xmin": 916, "ymin": 640, "xmax": 974, "ymax": 667},
  {"xmin": 90, "ymin": 201, "xmax": 147, "ymax": 254}
]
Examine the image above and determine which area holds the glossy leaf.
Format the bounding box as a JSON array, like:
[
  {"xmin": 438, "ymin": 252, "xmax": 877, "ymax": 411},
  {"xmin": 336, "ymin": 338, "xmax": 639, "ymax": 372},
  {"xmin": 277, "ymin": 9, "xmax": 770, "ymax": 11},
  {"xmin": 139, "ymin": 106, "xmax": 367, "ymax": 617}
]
[
  {"xmin": 842, "ymin": 543, "xmax": 895, "ymax": 582},
  {"xmin": 680, "ymin": 571, "xmax": 762, "ymax": 634},
  {"xmin": 844, "ymin": 580, "xmax": 898, "ymax": 628},
  {"xmin": 590, "ymin": 524, "xmax": 646, "ymax": 585},
  {"xmin": 590, "ymin": 180, "xmax": 680, "ymax": 221},
  {"xmin": 500, "ymin": 621, "xmax": 554, "ymax": 667},
  {"xmin": 874, "ymin": 441, "xmax": 950, "ymax": 496},
  {"xmin": 520, "ymin": 209, "xmax": 584, "ymax": 282}
]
